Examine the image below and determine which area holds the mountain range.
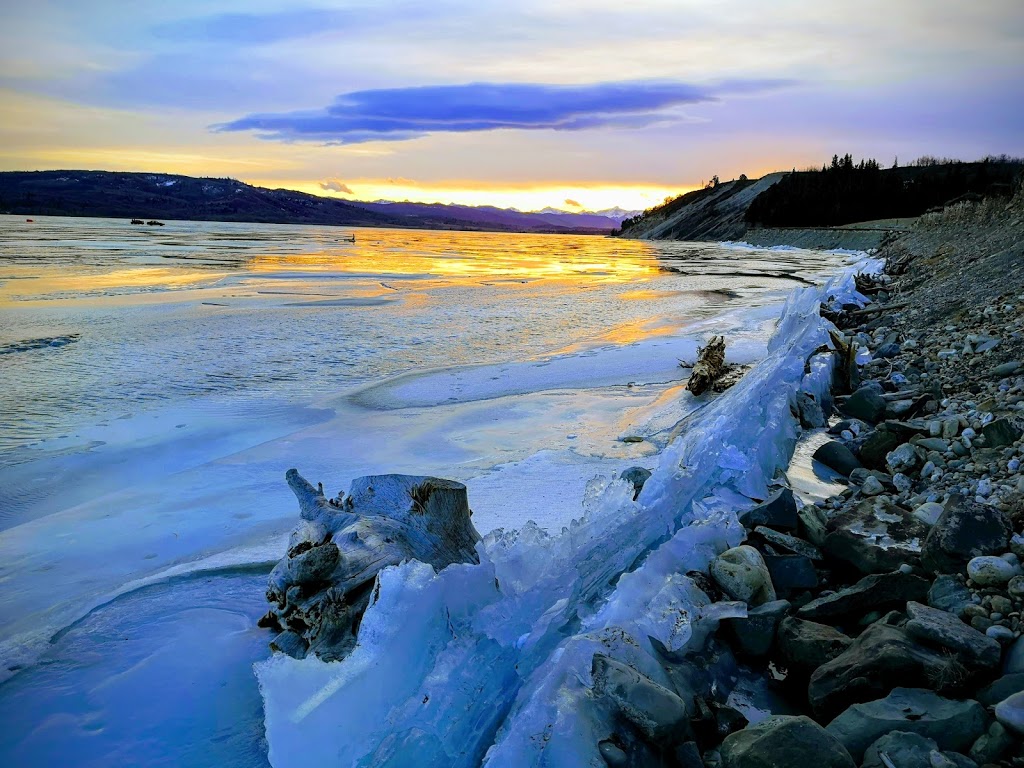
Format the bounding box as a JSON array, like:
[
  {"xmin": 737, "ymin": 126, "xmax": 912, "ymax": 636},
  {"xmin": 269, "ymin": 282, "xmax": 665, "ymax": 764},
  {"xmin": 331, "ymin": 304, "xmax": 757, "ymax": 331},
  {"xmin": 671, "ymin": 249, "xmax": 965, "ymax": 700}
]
[{"xmin": 0, "ymin": 170, "xmax": 635, "ymax": 234}]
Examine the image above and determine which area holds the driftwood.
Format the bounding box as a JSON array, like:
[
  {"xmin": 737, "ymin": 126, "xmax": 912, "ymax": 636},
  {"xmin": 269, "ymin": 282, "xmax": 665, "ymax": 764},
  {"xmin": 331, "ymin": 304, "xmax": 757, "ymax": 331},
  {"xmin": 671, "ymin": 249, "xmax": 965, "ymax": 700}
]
[
  {"xmin": 686, "ymin": 336, "xmax": 726, "ymax": 395},
  {"xmin": 260, "ymin": 469, "xmax": 481, "ymax": 661},
  {"xmin": 829, "ymin": 329, "xmax": 860, "ymax": 395}
]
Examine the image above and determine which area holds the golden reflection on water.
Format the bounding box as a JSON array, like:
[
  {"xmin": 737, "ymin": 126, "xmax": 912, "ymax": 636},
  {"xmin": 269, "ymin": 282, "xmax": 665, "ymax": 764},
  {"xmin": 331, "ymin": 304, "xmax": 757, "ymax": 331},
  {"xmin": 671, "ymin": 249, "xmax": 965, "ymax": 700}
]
[{"xmin": 245, "ymin": 228, "xmax": 662, "ymax": 283}]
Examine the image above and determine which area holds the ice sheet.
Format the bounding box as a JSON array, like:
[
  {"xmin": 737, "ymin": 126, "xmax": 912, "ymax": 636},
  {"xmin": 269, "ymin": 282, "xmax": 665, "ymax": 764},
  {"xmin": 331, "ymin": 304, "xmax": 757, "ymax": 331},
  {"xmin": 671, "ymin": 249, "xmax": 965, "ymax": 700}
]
[{"xmin": 255, "ymin": 262, "xmax": 877, "ymax": 766}]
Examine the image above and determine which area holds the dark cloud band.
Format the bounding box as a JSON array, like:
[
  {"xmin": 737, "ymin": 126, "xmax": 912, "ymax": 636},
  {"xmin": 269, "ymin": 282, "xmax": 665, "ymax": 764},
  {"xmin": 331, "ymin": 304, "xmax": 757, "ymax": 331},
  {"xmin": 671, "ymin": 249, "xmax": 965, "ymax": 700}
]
[{"xmin": 212, "ymin": 80, "xmax": 788, "ymax": 144}]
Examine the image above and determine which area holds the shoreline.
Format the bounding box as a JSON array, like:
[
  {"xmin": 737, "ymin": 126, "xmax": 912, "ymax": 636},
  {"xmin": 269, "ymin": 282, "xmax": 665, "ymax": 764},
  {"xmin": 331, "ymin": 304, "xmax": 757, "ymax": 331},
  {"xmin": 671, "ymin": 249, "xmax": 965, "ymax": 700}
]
[{"xmin": 253, "ymin": 187, "xmax": 1023, "ymax": 765}]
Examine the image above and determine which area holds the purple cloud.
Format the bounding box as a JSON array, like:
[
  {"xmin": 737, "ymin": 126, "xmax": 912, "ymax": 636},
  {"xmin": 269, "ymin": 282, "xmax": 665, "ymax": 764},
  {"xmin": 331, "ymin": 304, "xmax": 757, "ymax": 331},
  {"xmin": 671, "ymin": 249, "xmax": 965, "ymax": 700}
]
[{"xmin": 212, "ymin": 79, "xmax": 793, "ymax": 144}]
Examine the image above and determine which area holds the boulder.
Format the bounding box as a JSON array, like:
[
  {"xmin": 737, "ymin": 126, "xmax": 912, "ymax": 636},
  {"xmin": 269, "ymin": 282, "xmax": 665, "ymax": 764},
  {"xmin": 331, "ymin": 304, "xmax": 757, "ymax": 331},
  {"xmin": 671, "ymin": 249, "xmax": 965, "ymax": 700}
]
[
  {"xmin": 620, "ymin": 466, "xmax": 652, "ymax": 500},
  {"xmin": 762, "ymin": 554, "xmax": 818, "ymax": 592},
  {"xmin": 885, "ymin": 442, "xmax": 925, "ymax": 475},
  {"xmin": 813, "ymin": 441, "xmax": 862, "ymax": 476},
  {"xmin": 1003, "ymin": 635, "xmax": 1024, "ymax": 674},
  {"xmin": 591, "ymin": 654, "xmax": 689, "ymax": 744},
  {"xmin": 967, "ymin": 555, "xmax": 1020, "ymax": 586},
  {"xmin": 843, "ymin": 386, "xmax": 888, "ymax": 425},
  {"xmin": 927, "ymin": 575, "xmax": 973, "ymax": 615},
  {"xmin": 904, "ymin": 601, "xmax": 1001, "ymax": 669},
  {"xmin": 711, "ymin": 546, "xmax": 777, "ymax": 606},
  {"xmin": 825, "ymin": 688, "xmax": 986, "ymax": 761},
  {"xmin": 752, "ymin": 526, "xmax": 822, "ymax": 560},
  {"xmin": 776, "ymin": 617, "xmax": 852, "ymax": 675},
  {"xmin": 994, "ymin": 690, "xmax": 1024, "ymax": 737},
  {"xmin": 922, "ymin": 494, "xmax": 1012, "ymax": 574},
  {"xmin": 721, "ymin": 715, "xmax": 855, "ymax": 768},
  {"xmin": 969, "ymin": 721, "xmax": 1014, "ymax": 765},
  {"xmin": 725, "ymin": 599, "xmax": 790, "ymax": 658},
  {"xmin": 265, "ymin": 470, "xmax": 481, "ymax": 661},
  {"xmin": 861, "ymin": 731, "xmax": 960, "ymax": 768},
  {"xmin": 738, "ymin": 487, "xmax": 798, "ymax": 531},
  {"xmin": 822, "ymin": 497, "xmax": 930, "ymax": 574},
  {"xmin": 983, "ymin": 417, "xmax": 1022, "ymax": 448},
  {"xmin": 808, "ymin": 623, "xmax": 963, "ymax": 720},
  {"xmin": 797, "ymin": 392, "xmax": 827, "ymax": 429},
  {"xmin": 977, "ymin": 672, "xmax": 1024, "ymax": 706},
  {"xmin": 797, "ymin": 571, "xmax": 928, "ymax": 621}
]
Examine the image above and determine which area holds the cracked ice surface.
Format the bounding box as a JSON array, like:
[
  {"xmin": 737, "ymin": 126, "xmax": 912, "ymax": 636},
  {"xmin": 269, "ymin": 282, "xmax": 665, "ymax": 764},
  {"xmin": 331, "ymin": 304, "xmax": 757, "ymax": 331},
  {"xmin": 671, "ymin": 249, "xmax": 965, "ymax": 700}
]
[{"xmin": 257, "ymin": 263, "xmax": 878, "ymax": 767}]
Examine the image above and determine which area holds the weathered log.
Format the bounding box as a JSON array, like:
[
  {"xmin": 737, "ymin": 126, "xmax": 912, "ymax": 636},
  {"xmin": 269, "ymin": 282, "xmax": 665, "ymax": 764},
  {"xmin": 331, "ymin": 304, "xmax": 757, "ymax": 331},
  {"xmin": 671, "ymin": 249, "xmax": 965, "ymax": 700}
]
[
  {"xmin": 686, "ymin": 335, "xmax": 726, "ymax": 396},
  {"xmin": 829, "ymin": 329, "xmax": 860, "ymax": 394},
  {"xmin": 263, "ymin": 470, "xmax": 481, "ymax": 661}
]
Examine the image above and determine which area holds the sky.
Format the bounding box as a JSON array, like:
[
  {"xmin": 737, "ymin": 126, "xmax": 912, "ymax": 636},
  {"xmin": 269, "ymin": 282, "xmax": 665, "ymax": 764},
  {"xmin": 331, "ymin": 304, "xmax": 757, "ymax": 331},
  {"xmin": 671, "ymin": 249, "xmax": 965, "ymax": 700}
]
[{"xmin": 1, "ymin": 0, "xmax": 1022, "ymax": 212}]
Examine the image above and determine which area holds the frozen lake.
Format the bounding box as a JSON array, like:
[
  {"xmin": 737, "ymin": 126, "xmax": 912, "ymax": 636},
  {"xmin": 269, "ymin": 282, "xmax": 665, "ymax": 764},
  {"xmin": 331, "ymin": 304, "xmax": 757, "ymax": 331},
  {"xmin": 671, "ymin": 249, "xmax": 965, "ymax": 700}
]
[{"xmin": 0, "ymin": 215, "xmax": 852, "ymax": 765}]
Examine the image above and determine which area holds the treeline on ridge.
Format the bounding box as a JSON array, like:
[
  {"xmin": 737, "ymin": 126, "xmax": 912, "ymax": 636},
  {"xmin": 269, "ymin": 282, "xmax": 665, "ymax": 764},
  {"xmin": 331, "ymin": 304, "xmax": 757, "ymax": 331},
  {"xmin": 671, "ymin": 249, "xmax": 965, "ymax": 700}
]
[{"xmin": 745, "ymin": 155, "xmax": 1024, "ymax": 228}]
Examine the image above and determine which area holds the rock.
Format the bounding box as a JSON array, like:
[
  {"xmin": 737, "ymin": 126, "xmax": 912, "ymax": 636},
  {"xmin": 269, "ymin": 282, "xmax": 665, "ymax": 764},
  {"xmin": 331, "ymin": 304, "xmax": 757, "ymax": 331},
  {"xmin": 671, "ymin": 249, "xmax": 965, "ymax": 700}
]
[
  {"xmin": 822, "ymin": 498, "xmax": 931, "ymax": 574},
  {"xmin": 265, "ymin": 471, "xmax": 481, "ymax": 661},
  {"xmin": 977, "ymin": 672, "xmax": 1024, "ymax": 706},
  {"xmin": 798, "ymin": 392, "xmax": 827, "ymax": 429},
  {"xmin": 875, "ymin": 342, "xmax": 900, "ymax": 359},
  {"xmin": 711, "ymin": 546, "xmax": 777, "ymax": 606},
  {"xmin": 825, "ymin": 688, "xmax": 986, "ymax": 761},
  {"xmin": 619, "ymin": 467, "xmax": 652, "ymax": 500},
  {"xmin": 721, "ymin": 715, "xmax": 855, "ymax": 768},
  {"xmin": 992, "ymin": 360, "xmax": 1023, "ymax": 377},
  {"xmin": 994, "ymin": 690, "xmax": 1024, "ymax": 736},
  {"xmin": 983, "ymin": 417, "xmax": 1023, "ymax": 448},
  {"xmin": 753, "ymin": 527, "xmax": 822, "ymax": 560},
  {"xmin": 591, "ymin": 654, "xmax": 689, "ymax": 744},
  {"xmin": 922, "ymin": 494, "xmax": 1012, "ymax": 574},
  {"xmin": 808, "ymin": 624, "xmax": 964, "ymax": 720},
  {"xmin": 738, "ymin": 487, "xmax": 798, "ymax": 531},
  {"xmin": 927, "ymin": 575, "xmax": 973, "ymax": 615},
  {"xmin": 861, "ymin": 476, "xmax": 885, "ymax": 495},
  {"xmin": 777, "ymin": 617, "xmax": 852, "ymax": 675},
  {"xmin": 1003, "ymin": 635, "xmax": 1024, "ymax": 673},
  {"xmin": 904, "ymin": 601, "xmax": 1001, "ymax": 668},
  {"xmin": 917, "ymin": 436, "xmax": 950, "ymax": 452},
  {"xmin": 813, "ymin": 441, "xmax": 863, "ymax": 476},
  {"xmin": 798, "ymin": 504, "xmax": 829, "ymax": 547},
  {"xmin": 988, "ymin": 625, "xmax": 1015, "ymax": 643},
  {"xmin": 725, "ymin": 600, "xmax": 790, "ymax": 658},
  {"xmin": 762, "ymin": 554, "xmax": 818, "ymax": 592},
  {"xmin": 886, "ymin": 442, "xmax": 925, "ymax": 475},
  {"xmin": 797, "ymin": 571, "xmax": 929, "ymax": 621},
  {"xmin": 966, "ymin": 555, "xmax": 1020, "ymax": 586},
  {"xmin": 861, "ymin": 731, "xmax": 953, "ymax": 768},
  {"xmin": 912, "ymin": 501, "xmax": 945, "ymax": 526},
  {"xmin": 858, "ymin": 430, "xmax": 902, "ymax": 470},
  {"xmin": 969, "ymin": 721, "xmax": 1014, "ymax": 765},
  {"xmin": 843, "ymin": 386, "xmax": 888, "ymax": 425}
]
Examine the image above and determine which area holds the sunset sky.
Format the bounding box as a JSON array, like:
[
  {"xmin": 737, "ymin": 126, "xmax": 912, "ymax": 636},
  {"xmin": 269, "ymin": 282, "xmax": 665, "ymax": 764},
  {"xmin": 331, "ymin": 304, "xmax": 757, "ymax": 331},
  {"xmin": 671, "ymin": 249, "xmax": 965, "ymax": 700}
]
[{"xmin": 1, "ymin": 0, "xmax": 1022, "ymax": 212}]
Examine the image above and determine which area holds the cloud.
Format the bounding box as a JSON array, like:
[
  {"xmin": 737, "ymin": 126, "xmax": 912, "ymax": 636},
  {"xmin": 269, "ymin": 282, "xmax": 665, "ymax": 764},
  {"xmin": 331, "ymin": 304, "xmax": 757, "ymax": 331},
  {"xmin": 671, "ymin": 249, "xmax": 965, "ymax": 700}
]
[
  {"xmin": 320, "ymin": 179, "xmax": 353, "ymax": 194},
  {"xmin": 213, "ymin": 79, "xmax": 790, "ymax": 144},
  {"xmin": 564, "ymin": 198, "xmax": 581, "ymax": 207}
]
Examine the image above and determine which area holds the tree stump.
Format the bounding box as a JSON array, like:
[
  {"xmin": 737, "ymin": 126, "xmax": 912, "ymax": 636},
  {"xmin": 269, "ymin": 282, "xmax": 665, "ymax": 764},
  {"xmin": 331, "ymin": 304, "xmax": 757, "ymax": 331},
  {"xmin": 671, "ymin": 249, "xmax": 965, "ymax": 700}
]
[
  {"xmin": 261, "ymin": 469, "xmax": 481, "ymax": 661},
  {"xmin": 686, "ymin": 336, "xmax": 726, "ymax": 395}
]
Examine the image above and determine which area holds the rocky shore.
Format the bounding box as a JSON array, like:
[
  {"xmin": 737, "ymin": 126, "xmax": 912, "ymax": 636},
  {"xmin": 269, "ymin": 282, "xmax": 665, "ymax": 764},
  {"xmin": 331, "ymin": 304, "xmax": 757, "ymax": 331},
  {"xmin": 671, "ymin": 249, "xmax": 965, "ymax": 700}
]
[{"xmin": 586, "ymin": 187, "xmax": 1024, "ymax": 767}]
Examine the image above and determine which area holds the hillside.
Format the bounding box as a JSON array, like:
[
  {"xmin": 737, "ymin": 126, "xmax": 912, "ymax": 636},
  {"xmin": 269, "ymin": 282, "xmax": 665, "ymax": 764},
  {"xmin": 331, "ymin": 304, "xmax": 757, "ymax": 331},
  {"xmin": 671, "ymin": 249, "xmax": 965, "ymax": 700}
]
[
  {"xmin": 0, "ymin": 171, "xmax": 620, "ymax": 234},
  {"xmin": 619, "ymin": 157, "xmax": 1024, "ymax": 242},
  {"xmin": 617, "ymin": 173, "xmax": 785, "ymax": 241}
]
